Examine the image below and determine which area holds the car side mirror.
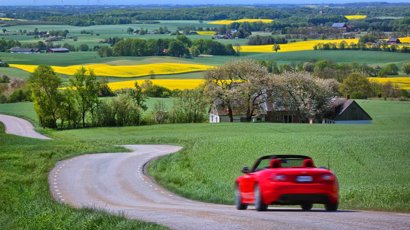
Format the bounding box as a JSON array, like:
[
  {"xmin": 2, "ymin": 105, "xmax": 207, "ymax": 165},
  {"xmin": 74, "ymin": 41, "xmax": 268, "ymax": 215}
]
[{"xmin": 241, "ymin": 166, "xmax": 250, "ymax": 174}]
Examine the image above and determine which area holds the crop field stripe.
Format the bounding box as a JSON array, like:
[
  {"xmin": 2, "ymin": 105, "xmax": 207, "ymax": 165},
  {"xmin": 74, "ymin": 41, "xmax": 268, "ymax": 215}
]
[
  {"xmin": 9, "ymin": 63, "xmax": 214, "ymax": 78},
  {"xmin": 208, "ymin": 18, "xmax": 273, "ymax": 25},
  {"xmin": 107, "ymin": 79, "xmax": 205, "ymax": 90},
  {"xmin": 345, "ymin": 15, "xmax": 367, "ymax": 20},
  {"xmin": 368, "ymin": 77, "xmax": 410, "ymax": 90},
  {"xmin": 240, "ymin": 36, "xmax": 410, "ymax": 53}
]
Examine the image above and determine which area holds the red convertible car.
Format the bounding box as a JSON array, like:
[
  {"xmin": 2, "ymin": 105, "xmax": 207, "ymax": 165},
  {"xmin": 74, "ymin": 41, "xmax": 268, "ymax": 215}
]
[{"xmin": 235, "ymin": 155, "xmax": 339, "ymax": 211}]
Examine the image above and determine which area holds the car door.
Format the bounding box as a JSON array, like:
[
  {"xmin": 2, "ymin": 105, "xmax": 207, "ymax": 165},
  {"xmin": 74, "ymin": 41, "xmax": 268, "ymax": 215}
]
[{"xmin": 240, "ymin": 172, "xmax": 257, "ymax": 203}]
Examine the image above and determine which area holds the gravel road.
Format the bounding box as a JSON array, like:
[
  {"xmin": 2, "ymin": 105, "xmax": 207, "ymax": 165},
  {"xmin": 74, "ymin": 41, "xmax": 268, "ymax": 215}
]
[
  {"xmin": 0, "ymin": 114, "xmax": 50, "ymax": 140},
  {"xmin": 49, "ymin": 144, "xmax": 410, "ymax": 230}
]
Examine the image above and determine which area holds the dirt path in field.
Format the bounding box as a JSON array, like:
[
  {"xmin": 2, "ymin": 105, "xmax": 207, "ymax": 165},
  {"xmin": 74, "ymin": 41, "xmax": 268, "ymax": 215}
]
[
  {"xmin": 49, "ymin": 144, "xmax": 410, "ymax": 230},
  {"xmin": 0, "ymin": 114, "xmax": 50, "ymax": 140}
]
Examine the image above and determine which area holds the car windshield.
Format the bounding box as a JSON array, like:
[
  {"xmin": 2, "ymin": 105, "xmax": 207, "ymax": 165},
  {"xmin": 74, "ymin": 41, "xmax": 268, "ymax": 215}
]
[{"xmin": 254, "ymin": 157, "xmax": 306, "ymax": 171}]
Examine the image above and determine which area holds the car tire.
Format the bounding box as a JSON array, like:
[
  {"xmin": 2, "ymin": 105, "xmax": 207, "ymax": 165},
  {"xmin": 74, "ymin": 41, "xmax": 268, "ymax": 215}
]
[
  {"xmin": 254, "ymin": 185, "xmax": 267, "ymax": 211},
  {"xmin": 235, "ymin": 184, "xmax": 247, "ymax": 210},
  {"xmin": 325, "ymin": 203, "xmax": 338, "ymax": 212},
  {"xmin": 301, "ymin": 203, "xmax": 313, "ymax": 211}
]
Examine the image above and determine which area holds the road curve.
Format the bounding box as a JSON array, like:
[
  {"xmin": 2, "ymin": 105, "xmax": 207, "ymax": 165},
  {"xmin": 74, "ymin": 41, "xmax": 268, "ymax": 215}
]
[
  {"xmin": 0, "ymin": 114, "xmax": 50, "ymax": 140},
  {"xmin": 49, "ymin": 145, "xmax": 410, "ymax": 230}
]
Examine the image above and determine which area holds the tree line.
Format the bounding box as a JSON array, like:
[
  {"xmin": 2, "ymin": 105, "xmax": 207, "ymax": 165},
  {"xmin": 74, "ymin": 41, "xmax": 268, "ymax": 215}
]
[
  {"xmin": 98, "ymin": 36, "xmax": 236, "ymax": 58},
  {"xmin": 313, "ymin": 41, "xmax": 410, "ymax": 53},
  {"xmin": 27, "ymin": 65, "xmax": 208, "ymax": 129}
]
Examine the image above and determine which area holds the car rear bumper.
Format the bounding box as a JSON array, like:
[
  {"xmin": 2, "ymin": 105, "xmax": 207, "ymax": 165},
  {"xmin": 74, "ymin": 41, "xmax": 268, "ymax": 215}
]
[{"xmin": 262, "ymin": 183, "xmax": 338, "ymax": 205}]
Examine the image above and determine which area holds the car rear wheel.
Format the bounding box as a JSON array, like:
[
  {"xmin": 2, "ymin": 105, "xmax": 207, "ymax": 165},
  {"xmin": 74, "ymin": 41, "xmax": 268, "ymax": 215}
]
[
  {"xmin": 235, "ymin": 185, "xmax": 247, "ymax": 210},
  {"xmin": 254, "ymin": 185, "xmax": 267, "ymax": 211},
  {"xmin": 301, "ymin": 203, "xmax": 313, "ymax": 211},
  {"xmin": 325, "ymin": 203, "xmax": 338, "ymax": 212}
]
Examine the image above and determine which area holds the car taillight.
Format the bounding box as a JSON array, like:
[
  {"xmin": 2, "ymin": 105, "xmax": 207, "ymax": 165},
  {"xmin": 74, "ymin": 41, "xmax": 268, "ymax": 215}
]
[
  {"xmin": 272, "ymin": 174, "xmax": 288, "ymax": 182},
  {"xmin": 321, "ymin": 174, "xmax": 335, "ymax": 182}
]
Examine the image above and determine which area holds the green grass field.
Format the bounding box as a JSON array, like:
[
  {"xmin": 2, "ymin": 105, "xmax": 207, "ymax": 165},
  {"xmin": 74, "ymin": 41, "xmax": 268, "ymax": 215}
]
[
  {"xmin": 1, "ymin": 99, "xmax": 409, "ymax": 222},
  {"xmin": 2, "ymin": 49, "xmax": 409, "ymax": 81}
]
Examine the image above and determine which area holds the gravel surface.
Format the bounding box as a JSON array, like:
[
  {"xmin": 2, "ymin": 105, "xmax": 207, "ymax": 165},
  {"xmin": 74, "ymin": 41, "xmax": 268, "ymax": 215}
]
[
  {"xmin": 0, "ymin": 114, "xmax": 50, "ymax": 140},
  {"xmin": 49, "ymin": 145, "xmax": 410, "ymax": 230}
]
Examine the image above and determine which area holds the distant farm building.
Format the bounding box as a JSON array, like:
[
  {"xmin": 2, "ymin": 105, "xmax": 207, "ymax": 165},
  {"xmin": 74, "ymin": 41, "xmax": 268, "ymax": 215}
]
[
  {"xmin": 387, "ymin": 38, "xmax": 401, "ymax": 45},
  {"xmin": 210, "ymin": 98, "xmax": 372, "ymax": 124},
  {"xmin": 332, "ymin": 23, "xmax": 347, "ymax": 29},
  {"xmin": 323, "ymin": 99, "xmax": 372, "ymax": 124},
  {"xmin": 10, "ymin": 47, "xmax": 40, "ymax": 54},
  {"xmin": 47, "ymin": 48, "xmax": 70, "ymax": 53}
]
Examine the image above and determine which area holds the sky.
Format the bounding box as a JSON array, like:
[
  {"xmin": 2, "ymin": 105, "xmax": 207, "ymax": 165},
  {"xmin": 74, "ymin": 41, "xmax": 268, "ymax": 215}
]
[{"xmin": 0, "ymin": 0, "xmax": 407, "ymax": 6}]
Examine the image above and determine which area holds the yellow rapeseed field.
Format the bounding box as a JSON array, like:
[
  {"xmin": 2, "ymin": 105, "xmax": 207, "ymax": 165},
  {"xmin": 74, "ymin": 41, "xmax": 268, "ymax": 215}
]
[
  {"xmin": 368, "ymin": 77, "xmax": 410, "ymax": 90},
  {"xmin": 10, "ymin": 63, "xmax": 214, "ymax": 78},
  {"xmin": 208, "ymin": 18, "xmax": 273, "ymax": 25},
  {"xmin": 107, "ymin": 79, "xmax": 205, "ymax": 91},
  {"xmin": 197, "ymin": 31, "xmax": 216, "ymax": 35},
  {"xmin": 0, "ymin": 17, "xmax": 14, "ymax": 21},
  {"xmin": 398, "ymin": 37, "xmax": 410, "ymax": 43},
  {"xmin": 345, "ymin": 15, "xmax": 367, "ymax": 20},
  {"xmin": 240, "ymin": 38, "xmax": 359, "ymax": 53}
]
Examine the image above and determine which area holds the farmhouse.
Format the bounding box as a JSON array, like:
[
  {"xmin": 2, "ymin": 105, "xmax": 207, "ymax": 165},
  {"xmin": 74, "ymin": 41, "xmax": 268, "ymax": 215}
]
[
  {"xmin": 47, "ymin": 48, "xmax": 70, "ymax": 53},
  {"xmin": 332, "ymin": 23, "xmax": 347, "ymax": 29},
  {"xmin": 210, "ymin": 98, "xmax": 372, "ymax": 124},
  {"xmin": 387, "ymin": 38, "xmax": 401, "ymax": 45},
  {"xmin": 10, "ymin": 47, "xmax": 40, "ymax": 54}
]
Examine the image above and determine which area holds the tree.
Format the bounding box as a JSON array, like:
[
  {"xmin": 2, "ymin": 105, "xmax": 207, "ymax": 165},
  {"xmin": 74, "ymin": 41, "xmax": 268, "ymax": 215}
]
[
  {"xmin": 170, "ymin": 88, "xmax": 208, "ymax": 123},
  {"xmin": 129, "ymin": 82, "xmax": 148, "ymax": 111},
  {"xmin": 402, "ymin": 62, "xmax": 410, "ymax": 75},
  {"xmin": 339, "ymin": 73, "xmax": 372, "ymax": 99},
  {"xmin": 274, "ymin": 71, "xmax": 339, "ymax": 122},
  {"xmin": 204, "ymin": 59, "xmax": 270, "ymax": 122},
  {"xmin": 69, "ymin": 67, "xmax": 100, "ymax": 127},
  {"xmin": 168, "ymin": 40, "xmax": 187, "ymax": 57},
  {"xmin": 28, "ymin": 65, "xmax": 62, "ymax": 128},
  {"xmin": 234, "ymin": 43, "xmax": 241, "ymax": 56},
  {"xmin": 379, "ymin": 64, "xmax": 399, "ymax": 76},
  {"xmin": 272, "ymin": 43, "xmax": 280, "ymax": 52},
  {"xmin": 126, "ymin": 27, "xmax": 134, "ymax": 34},
  {"xmin": 78, "ymin": 44, "xmax": 89, "ymax": 51}
]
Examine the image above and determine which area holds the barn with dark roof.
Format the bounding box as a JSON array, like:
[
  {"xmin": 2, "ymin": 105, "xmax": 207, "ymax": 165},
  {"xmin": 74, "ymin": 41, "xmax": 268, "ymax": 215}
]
[{"xmin": 324, "ymin": 99, "xmax": 372, "ymax": 124}]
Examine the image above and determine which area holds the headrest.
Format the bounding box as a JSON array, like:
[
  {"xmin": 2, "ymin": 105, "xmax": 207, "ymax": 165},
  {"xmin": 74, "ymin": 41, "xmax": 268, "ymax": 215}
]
[
  {"xmin": 303, "ymin": 159, "xmax": 315, "ymax": 168},
  {"xmin": 269, "ymin": 159, "xmax": 282, "ymax": 168}
]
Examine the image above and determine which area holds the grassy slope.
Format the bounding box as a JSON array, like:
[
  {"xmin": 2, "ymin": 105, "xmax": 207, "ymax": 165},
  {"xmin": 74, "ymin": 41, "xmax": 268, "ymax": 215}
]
[{"xmin": 1, "ymin": 100, "xmax": 408, "ymax": 215}]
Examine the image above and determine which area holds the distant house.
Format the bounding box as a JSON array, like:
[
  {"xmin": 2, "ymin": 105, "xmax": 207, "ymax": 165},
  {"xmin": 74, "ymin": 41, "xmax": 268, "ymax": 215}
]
[
  {"xmin": 332, "ymin": 23, "xmax": 347, "ymax": 29},
  {"xmin": 209, "ymin": 102, "xmax": 253, "ymax": 123},
  {"xmin": 324, "ymin": 99, "xmax": 372, "ymax": 124},
  {"xmin": 209, "ymin": 97, "xmax": 372, "ymax": 124},
  {"xmin": 387, "ymin": 38, "xmax": 401, "ymax": 45},
  {"xmin": 10, "ymin": 47, "xmax": 40, "ymax": 54},
  {"xmin": 45, "ymin": 36, "xmax": 63, "ymax": 42},
  {"xmin": 47, "ymin": 48, "xmax": 70, "ymax": 53},
  {"xmin": 262, "ymin": 98, "xmax": 372, "ymax": 124}
]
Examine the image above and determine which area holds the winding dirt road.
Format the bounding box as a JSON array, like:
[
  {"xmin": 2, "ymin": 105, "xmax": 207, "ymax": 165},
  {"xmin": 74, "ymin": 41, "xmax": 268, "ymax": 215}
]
[
  {"xmin": 48, "ymin": 145, "xmax": 410, "ymax": 230},
  {"xmin": 0, "ymin": 114, "xmax": 50, "ymax": 140}
]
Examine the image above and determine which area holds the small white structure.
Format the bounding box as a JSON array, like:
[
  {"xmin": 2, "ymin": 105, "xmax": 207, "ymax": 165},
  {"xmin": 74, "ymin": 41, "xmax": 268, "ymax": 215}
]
[{"xmin": 209, "ymin": 104, "xmax": 220, "ymax": 123}]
